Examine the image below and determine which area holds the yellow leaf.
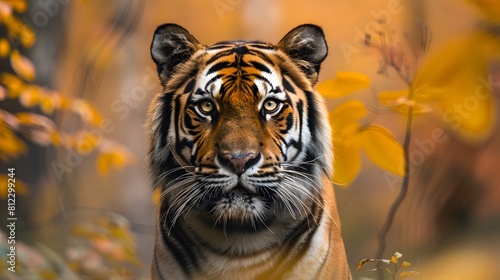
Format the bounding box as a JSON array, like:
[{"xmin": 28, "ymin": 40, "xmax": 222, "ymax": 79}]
[
  {"xmin": 20, "ymin": 24, "xmax": 35, "ymax": 47},
  {"xmin": 415, "ymin": 31, "xmax": 500, "ymax": 142},
  {"xmin": 73, "ymin": 100, "xmax": 103, "ymax": 126},
  {"xmin": 401, "ymin": 261, "xmax": 411, "ymax": 268},
  {"xmin": 329, "ymin": 100, "xmax": 367, "ymax": 137},
  {"xmin": 76, "ymin": 131, "xmax": 100, "ymax": 155},
  {"xmin": 0, "ymin": 38, "xmax": 10, "ymax": 57},
  {"xmin": 50, "ymin": 131, "xmax": 61, "ymax": 146},
  {"xmin": 59, "ymin": 96, "xmax": 71, "ymax": 109},
  {"xmin": 391, "ymin": 255, "xmax": 398, "ymax": 264},
  {"xmin": 333, "ymin": 136, "xmax": 362, "ymax": 186},
  {"xmin": 19, "ymin": 86, "xmax": 42, "ymax": 107},
  {"xmin": 40, "ymin": 95, "xmax": 56, "ymax": 114},
  {"xmin": 72, "ymin": 225, "xmax": 99, "ymax": 238},
  {"xmin": 379, "ymin": 89, "xmax": 435, "ymax": 115},
  {"xmin": 400, "ymin": 271, "xmax": 420, "ymax": 278},
  {"xmin": 317, "ymin": 72, "xmax": 370, "ymax": 98},
  {"xmin": 0, "ymin": 73, "xmax": 25, "ymax": 96},
  {"xmin": 10, "ymin": 50, "xmax": 35, "ymax": 81},
  {"xmin": 0, "ymin": 174, "xmax": 28, "ymax": 198},
  {"xmin": 360, "ymin": 125, "xmax": 404, "ymax": 176},
  {"xmin": 2, "ymin": 0, "xmax": 27, "ymax": 13},
  {"xmin": 14, "ymin": 112, "xmax": 56, "ymax": 146},
  {"xmin": 0, "ymin": 124, "xmax": 26, "ymax": 162},
  {"xmin": 15, "ymin": 112, "xmax": 53, "ymax": 127},
  {"xmin": 96, "ymin": 147, "xmax": 135, "ymax": 175},
  {"xmin": 357, "ymin": 258, "xmax": 370, "ymax": 270}
]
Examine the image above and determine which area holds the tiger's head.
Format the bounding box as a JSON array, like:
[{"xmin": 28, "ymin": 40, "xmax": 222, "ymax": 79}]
[{"xmin": 148, "ymin": 24, "xmax": 332, "ymax": 234}]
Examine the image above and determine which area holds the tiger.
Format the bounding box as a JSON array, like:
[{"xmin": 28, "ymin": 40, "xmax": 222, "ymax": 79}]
[{"xmin": 147, "ymin": 23, "xmax": 351, "ymax": 279}]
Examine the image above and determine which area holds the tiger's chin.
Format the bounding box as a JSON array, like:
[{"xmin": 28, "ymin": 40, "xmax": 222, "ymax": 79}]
[{"xmin": 196, "ymin": 188, "xmax": 276, "ymax": 233}]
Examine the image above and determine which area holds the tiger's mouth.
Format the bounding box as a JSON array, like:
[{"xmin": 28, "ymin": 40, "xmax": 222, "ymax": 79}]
[{"xmin": 197, "ymin": 184, "xmax": 276, "ymax": 231}]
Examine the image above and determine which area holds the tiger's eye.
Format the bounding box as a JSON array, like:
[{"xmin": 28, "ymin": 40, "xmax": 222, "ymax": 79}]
[
  {"xmin": 199, "ymin": 100, "xmax": 214, "ymax": 114},
  {"xmin": 263, "ymin": 99, "xmax": 279, "ymax": 113}
]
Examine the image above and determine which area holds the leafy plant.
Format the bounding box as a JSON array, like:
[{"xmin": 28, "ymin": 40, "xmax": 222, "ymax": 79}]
[
  {"xmin": 319, "ymin": 1, "xmax": 498, "ymax": 272},
  {"xmin": 0, "ymin": 1, "xmax": 141, "ymax": 279},
  {"xmin": 357, "ymin": 251, "xmax": 419, "ymax": 280},
  {"xmin": 0, "ymin": 0, "xmax": 135, "ymax": 185},
  {"xmin": 0, "ymin": 214, "xmax": 142, "ymax": 279}
]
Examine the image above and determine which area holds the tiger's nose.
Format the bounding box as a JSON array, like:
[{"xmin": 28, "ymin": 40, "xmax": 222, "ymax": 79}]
[{"xmin": 218, "ymin": 152, "xmax": 260, "ymax": 175}]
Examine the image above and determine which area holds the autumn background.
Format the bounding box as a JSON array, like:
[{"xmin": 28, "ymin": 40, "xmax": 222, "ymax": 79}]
[{"xmin": 1, "ymin": 0, "xmax": 499, "ymax": 279}]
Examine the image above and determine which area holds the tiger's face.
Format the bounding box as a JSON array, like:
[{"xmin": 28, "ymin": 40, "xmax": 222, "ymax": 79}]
[{"xmin": 148, "ymin": 24, "xmax": 332, "ymax": 233}]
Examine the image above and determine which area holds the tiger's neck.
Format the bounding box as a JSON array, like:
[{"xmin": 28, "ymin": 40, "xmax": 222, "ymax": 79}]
[{"xmin": 154, "ymin": 175, "xmax": 335, "ymax": 279}]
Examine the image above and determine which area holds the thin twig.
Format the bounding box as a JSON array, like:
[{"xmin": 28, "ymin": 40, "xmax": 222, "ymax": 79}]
[{"xmin": 376, "ymin": 85, "xmax": 414, "ymax": 260}]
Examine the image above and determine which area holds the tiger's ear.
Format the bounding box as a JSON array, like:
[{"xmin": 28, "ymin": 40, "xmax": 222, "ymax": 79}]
[
  {"xmin": 277, "ymin": 24, "xmax": 328, "ymax": 84},
  {"xmin": 150, "ymin": 24, "xmax": 201, "ymax": 84}
]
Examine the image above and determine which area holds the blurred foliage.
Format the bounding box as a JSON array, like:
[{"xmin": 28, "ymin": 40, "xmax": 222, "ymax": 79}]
[
  {"xmin": 0, "ymin": 0, "xmax": 135, "ymax": 184},
  {"xmin": 357, "ymin": 251, "xmax": 419, "ymax": 280},
  {"xmin": 0, "ymin": 0, "xmax": 140, "ymax": 279},
  {"xmin": 320, "ymin": 1, "xmax": 499, "ymax": 278},
  {"xmin": 0, "ymin": 214, "xmax": 141, "ymax": 279},
  {"xmin": 318, "ymin": 14, "xmax": 497, "ymax": 185}
]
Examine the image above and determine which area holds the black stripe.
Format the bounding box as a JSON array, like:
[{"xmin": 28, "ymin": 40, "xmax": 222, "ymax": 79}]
[
  {"xmin": 153, "ymin": 253, "xmax": 166, "ymax": 280},
  {"xmin": 153, "ymin": 153, "xmax": 182, "ymax": 186},
  {"xmin": 206, "ymin": 44, "xmax": 234, "ymax": 50},
  {"xmin": 175, "ymin": 139, "xmax": 193, "ymax": 164},
  {"xmin": 159, "ymin": 93, "xmax": 173, "ymax": 148},
  {"xmin": 296, "ymin": 99, "xmax": 304, "ymax": 147},
  {"xmin": 173, "ymin": 94, "xmax": 182, "ymax": 138},
  {"xmin": 206, "ymin": 50, "xmax": 236, "ymax": 65},
  {"xmin": 282, "ymin": 76, "xmax": 296, "ymax": 94},
  {"xmin": 247, "ymin": 42, "xmax": 273, "ymax": 50},
  {"xmin": 184, "ymin": 78, "xmax": 196, "ymax": 93},
  {"xmin": 312, "ymin": 223, "xmax": 332, "ymax": 279},
  {"xmin": 159, "ymin": 201, "xmax": 203, "ymax": 275},
  {"xmin": 284, "ymin": 200, "xmax": 324, "ymax": 273},
  {"xmin": 279, "ymin": 112, "xmax": 294, "ymax": 134},
  {"xmin": 254, "ymin": 200, "xmax": 322, "ymax": 279},
  {"xmin": 249, "ymin": 61, "xmax": 271, "ymax": 73},
  {"xmin": 248, "ymin": 49, "xmax": 276, "ymax": 66},
  {"xmin": 286, "ymin": 100, "xmax": 304, "ymax": 163},
  {"xmin": 184, "ymin": 111, "xmax": 198, "ymax": 130},
  {"xmin": 304, "ymin": 91, "xmax": 318, "ymax": 142},
  {"xmin": 159, "ymin": 223, "xmax": 193, "ymax": 277},
  {"xmin": 170, "ymin": 221, "xmax": 202, "ymax": 269},
  {"xmin": 204, "ymin": 74, "xmax": 224, "ymax": 91},
  {"xmin": 284, "ymin": 202, "xmax": 319, "ymax": 244},
  {"xmin": 207, "ymin": 61, "xmax": 232, "ymax": 75}
]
